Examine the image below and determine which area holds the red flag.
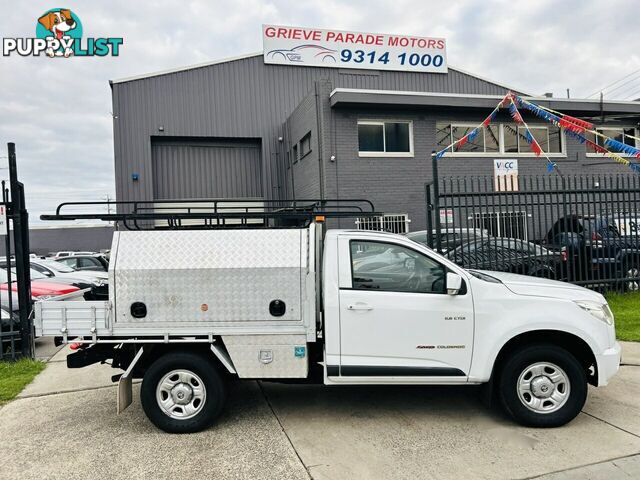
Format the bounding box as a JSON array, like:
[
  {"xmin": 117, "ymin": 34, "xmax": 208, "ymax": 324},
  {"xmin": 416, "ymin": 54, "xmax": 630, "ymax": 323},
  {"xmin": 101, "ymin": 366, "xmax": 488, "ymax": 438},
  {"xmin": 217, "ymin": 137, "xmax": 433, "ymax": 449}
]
[
  {"xmin": 530, "ymin": 140, "xmax": 542, "ymax": 156},
  {"xmin": 562, "ymin": 115, "xmax": 593, "ymax": 130},
  {"xmin": 456, "ymin": 135, "xmax": 469, "ymax": 149},
  {"xmin": 586, "ymin": 139, "xmax": 608, "ymax": 154}
]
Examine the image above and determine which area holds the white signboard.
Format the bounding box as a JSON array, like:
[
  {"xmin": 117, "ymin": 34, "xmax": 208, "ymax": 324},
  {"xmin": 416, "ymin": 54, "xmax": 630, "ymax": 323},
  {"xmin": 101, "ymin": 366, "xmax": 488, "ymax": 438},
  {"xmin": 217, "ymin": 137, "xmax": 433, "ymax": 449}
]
[
  {"xmin": 0, "ymin": 204, "xmax": 6, "ymax": 234},
  {"xmin": 440, "ymin": 208, "xmax": 454, "ymax": 225},
  {"xmin": 494, "ymin": 159, "xmax": 519, "ymax": 192},
  {"xmin": 263, "ymin": 25, "xmax": 447, "ymax": 73}
]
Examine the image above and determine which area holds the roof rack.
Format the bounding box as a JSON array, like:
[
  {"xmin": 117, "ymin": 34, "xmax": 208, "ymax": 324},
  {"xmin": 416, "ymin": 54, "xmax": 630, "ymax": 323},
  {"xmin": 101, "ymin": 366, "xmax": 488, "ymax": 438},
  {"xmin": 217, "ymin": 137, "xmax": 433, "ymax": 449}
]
[{"xmin": 40, "ymin": 198, "xmax": 380, "ymax": 230}]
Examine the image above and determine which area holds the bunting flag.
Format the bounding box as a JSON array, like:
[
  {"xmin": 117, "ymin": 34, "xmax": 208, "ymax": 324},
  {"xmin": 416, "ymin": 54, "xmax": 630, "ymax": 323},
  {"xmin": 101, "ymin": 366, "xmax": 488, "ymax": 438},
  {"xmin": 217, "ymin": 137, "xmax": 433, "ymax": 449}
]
[
  {"xmin": 508, "ymin": 102, "xmax": 524, "ymax": 124},
  {"xmin": 432, "ymin": 91, "xmax": 640, "ymax": 175},
  {"xmin": 586, "ymin": 139, "xmax": 608, "ymax": 154},
  {"xmin": 432, "ymin": 92, "xmax": 509, "ymax": 159},
  {"xmin": 515, "ymin": 96, "xmax": 640, "ymax": 174},
  {"xmin": 604, "ymin": 138, "xmax": 640, "ymax": 158}
]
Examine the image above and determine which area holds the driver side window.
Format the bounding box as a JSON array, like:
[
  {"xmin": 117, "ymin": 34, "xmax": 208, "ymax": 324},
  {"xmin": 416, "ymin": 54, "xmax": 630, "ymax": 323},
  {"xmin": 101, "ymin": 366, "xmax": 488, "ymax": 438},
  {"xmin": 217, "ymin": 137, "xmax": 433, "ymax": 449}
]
[{"xmin": 350, "ymin": 240, "xmax": 446, "ymax": 294}]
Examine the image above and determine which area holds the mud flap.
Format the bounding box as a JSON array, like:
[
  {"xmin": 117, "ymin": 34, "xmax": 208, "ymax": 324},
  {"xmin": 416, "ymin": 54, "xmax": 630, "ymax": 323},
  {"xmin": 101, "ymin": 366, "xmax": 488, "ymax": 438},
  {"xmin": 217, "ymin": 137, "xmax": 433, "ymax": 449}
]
[
  {"xmin": 117, "ymin": 375, "xmax": 133, "ymax": 414},
  {"xmin": 116, "ymin": 347, "xmax": 144, "ymax": 414}
]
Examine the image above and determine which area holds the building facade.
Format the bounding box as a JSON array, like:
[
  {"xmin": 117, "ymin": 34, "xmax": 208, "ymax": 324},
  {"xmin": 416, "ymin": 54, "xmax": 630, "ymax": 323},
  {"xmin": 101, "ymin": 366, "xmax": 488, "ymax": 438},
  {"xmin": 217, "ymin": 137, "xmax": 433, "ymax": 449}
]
[{"xmin": 110, "ymin": 53, "xmax": 640, "ymax": 232}]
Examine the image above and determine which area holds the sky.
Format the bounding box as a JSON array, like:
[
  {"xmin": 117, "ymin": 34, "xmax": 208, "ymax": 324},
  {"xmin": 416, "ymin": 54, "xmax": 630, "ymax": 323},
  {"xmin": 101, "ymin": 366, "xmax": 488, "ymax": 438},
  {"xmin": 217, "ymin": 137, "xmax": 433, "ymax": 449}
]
[{"xmin": 1, "ymin": 0, "xmax": 639, "ymax": 224}]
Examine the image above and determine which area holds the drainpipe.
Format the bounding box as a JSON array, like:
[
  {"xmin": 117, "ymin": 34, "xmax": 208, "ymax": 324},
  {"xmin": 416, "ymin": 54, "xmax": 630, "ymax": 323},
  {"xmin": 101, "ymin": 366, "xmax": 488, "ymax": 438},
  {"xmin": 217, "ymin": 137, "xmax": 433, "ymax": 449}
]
[{"xmin": 314, "ymin": 82, "xmax": 326, "ymax": 200}]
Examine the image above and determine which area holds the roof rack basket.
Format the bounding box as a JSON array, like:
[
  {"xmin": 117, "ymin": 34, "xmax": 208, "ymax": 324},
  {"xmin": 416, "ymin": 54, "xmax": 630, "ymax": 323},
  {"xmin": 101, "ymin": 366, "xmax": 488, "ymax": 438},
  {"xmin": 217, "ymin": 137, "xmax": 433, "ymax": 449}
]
[{"xmin": 40, "ymin": 198, "xmax": 380, "ymax": 230}]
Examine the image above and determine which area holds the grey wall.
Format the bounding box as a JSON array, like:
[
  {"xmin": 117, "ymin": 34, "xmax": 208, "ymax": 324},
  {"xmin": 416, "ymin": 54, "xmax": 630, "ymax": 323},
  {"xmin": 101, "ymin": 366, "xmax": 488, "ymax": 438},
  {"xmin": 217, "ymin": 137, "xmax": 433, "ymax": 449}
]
[
  {"xmin": 0, "ymin": 225, "xmax": 115, "ymax": 256},
  {"xmin": 112, "ymin": 54, "xmax": 516, "ymax": 207}
]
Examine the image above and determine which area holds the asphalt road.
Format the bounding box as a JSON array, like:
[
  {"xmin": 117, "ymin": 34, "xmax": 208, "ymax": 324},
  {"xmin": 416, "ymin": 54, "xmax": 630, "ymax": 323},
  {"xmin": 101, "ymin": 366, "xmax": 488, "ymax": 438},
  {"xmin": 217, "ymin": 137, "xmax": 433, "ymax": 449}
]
[{"xmin": 0, "ymin": 343, "xmax": 639, "ymax": 480}]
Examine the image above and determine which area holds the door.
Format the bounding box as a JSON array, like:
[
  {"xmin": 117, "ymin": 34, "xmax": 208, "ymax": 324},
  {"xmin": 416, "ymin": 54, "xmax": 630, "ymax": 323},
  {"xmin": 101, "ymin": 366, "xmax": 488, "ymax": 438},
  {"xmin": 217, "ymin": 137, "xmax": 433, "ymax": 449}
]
[{"xmin": 337, "ymin": 237, "xmax": 474, "ymax": 380}]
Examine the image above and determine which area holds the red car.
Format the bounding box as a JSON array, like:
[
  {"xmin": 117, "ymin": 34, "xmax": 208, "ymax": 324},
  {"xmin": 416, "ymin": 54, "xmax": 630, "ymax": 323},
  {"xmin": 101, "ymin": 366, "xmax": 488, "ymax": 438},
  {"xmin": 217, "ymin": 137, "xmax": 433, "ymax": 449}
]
[{"xmin": 0, "ymin": 268, "xmax": 80, "ymax": 299}]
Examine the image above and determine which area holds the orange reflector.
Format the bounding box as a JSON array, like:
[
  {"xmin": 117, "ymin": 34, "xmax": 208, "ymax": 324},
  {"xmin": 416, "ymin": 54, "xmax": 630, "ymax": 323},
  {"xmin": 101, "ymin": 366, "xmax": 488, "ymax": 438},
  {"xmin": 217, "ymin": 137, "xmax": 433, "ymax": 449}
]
[{"xmin": 315, "ymin": 215, "xmax": 325, "ymax": 223}]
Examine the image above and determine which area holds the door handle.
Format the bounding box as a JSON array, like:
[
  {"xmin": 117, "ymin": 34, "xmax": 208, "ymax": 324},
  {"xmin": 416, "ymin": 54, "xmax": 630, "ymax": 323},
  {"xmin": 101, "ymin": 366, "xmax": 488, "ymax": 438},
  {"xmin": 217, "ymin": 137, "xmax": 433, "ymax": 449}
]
[{"xmin": 348, "ymin": 304, "xmax": 373, "ymax": 311}]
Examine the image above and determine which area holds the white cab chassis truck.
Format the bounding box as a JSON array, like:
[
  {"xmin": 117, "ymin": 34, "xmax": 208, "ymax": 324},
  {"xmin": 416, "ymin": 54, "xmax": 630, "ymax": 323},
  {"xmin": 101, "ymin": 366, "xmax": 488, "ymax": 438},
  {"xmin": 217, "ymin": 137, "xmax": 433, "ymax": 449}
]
[{"xmin": 35, "ymin": 220, "xmax": 620, "ymax": 433}]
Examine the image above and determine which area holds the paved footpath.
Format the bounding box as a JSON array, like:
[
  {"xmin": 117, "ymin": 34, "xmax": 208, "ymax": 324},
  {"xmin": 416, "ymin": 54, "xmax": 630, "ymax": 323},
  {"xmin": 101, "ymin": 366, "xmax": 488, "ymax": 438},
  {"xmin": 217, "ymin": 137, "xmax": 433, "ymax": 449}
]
[{"xmin": 0, "ymin": 342, "xmax": 638, "ymax": 479}]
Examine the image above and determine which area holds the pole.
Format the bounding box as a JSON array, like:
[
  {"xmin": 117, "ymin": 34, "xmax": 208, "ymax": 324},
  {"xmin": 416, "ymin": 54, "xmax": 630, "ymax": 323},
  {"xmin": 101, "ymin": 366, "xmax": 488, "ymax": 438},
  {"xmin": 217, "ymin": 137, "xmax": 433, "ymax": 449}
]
[
  {"xmin": 8, "ymin": 143, "xmax": 33, "ymax": 359},
  {"xmin": 432, "ymin": 152, "xmax": 442, "ymax": 253},
  {"xmin": 425, "ymin": 183, "xmax": 434, "ymax": 248}
]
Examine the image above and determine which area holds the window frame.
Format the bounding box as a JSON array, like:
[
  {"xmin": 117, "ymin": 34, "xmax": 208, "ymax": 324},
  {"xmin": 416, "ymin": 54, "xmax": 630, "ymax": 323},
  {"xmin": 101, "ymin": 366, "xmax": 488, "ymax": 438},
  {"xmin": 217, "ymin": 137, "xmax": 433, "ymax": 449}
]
[
  {"xmin": 348, "ymin": 239, "xmax": 449, "ymax": 295},
  {"xmin": 586, "ymin": 127, "xmax": 639, "ymax": 158},
  {"xmin": 436, "ymin": 122, "xmax": 566, "ymax": 158},
  {"xmin": 357, "ymin": 120, "xmax": 414, "ymax": 158},
  {"xmin": 299, "ymin": 132, "xmax": 312, "ymax": 159}
]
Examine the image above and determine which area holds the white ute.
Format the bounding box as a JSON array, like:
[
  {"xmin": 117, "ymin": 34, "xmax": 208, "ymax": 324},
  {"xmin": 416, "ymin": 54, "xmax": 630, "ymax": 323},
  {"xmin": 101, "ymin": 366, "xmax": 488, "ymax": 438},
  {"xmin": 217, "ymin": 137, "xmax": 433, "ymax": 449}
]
[{"xmin": 35, "ymin": 220, "xmax": 620, "ymax": 433}]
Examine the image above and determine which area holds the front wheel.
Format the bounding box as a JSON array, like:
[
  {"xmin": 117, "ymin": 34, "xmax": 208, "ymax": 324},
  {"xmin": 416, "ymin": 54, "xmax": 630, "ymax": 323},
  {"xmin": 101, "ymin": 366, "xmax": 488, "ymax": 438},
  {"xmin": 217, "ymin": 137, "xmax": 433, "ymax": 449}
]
[
  {"xmin": 141, "ymin": 351, "xmax": 226, "ymax": 433},
  {"xmin": 498, "ymin": 344, "xmax": 587, "ymax": 428}
]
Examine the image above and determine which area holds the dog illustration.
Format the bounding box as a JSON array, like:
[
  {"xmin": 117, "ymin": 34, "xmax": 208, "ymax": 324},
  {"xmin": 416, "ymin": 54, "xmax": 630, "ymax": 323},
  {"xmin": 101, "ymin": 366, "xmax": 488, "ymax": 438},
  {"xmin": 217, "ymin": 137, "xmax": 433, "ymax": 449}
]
[{"xmin": 38, "ymin": 9, "xmax": 76, "ymax": 57}]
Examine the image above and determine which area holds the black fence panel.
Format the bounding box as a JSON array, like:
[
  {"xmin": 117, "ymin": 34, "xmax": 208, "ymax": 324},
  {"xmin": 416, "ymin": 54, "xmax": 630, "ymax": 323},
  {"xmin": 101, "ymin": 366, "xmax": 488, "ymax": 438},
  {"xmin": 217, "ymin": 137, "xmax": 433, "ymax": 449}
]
[
  {"xmin": 427, "ymin": 166, "xmax": 640, "ymax": 292},
  {"xmin": 0, "ymin": 143, "xmax": 33, "ymax": 361}
]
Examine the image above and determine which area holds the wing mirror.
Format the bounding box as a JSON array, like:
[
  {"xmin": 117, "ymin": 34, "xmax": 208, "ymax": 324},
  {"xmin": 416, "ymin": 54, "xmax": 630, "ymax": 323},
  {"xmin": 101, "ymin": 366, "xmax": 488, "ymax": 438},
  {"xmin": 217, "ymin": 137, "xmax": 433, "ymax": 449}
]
[{"xmin": 446, "ymin": 272, "xmax": 463, "ymax": 295}]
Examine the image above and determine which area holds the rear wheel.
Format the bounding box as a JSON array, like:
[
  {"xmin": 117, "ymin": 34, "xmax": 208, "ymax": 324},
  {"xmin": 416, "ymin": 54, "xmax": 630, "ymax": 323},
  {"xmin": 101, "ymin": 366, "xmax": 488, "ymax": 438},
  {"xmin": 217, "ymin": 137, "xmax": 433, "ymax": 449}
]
[
  {"xmin": 498, "ymin": 344, "xmax": 587, "ymax": 427},
  {"xmin": 141, "ymin": 351, "xmax": 226, "ymax": 433}
]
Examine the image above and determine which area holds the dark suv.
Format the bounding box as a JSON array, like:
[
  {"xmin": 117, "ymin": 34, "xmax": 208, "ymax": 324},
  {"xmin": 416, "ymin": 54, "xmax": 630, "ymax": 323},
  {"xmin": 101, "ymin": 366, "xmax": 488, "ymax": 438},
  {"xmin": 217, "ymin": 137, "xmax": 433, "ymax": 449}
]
[
  {"xmin": 446, "ymin": 238, "xmax": 564, "ymax": 279},
  {"xmin": 543, "ymin": 214, "xmax": 640, "ymax": 289},
  {"xmin": 406, "ymin": 228, "xmax": 490, "ymax": 253}
]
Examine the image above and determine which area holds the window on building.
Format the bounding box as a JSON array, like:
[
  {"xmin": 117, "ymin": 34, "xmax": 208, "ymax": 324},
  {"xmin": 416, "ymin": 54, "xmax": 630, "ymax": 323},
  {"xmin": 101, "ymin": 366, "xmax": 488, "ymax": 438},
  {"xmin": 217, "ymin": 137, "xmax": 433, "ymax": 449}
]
[
  {"xmin": 584, "ymin": 127, "xmax": 638, "ymax": 154},
  {"xmin": 300, "ymin": 132, "xmax": 312, "ymax": 157},
  {"xmin": 358, "ymin": 121, "xmax": 413, "ymax": 156},
  {"xmin": 503, "ymin": 125, "xmax": 562, "ymax": 154},
  {"xmin": 292, "ymin": 144, "xmax": 298, "ymax": 163},
  {"xmin": 437, "ymin": 123, "xmax": 563, "ymax": 155},
  {"xmin": 355, "ymin": 214, "xmax": 411, "ymax": 234},
  {"xmin": 472, "ymin": 211, "xmax": 529, "ymax": 240}
]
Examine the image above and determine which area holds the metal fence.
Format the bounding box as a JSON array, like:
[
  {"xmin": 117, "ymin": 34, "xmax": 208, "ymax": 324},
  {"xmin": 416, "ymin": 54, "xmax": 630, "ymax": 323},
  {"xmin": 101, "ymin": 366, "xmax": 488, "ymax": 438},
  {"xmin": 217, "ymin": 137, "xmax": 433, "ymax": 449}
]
[
  {"xmin": 0, "ymin": 143, "xmax": 33, "ymax": 361},
  {"xmin": 426, "ymin": 166, "xmax": 640, "ymax": 292}
]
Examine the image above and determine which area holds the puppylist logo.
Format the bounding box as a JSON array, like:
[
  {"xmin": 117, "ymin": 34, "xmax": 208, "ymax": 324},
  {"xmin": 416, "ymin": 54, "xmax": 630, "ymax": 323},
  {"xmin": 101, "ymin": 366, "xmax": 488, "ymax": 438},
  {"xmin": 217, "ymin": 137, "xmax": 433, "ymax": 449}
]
[{"xmin": 3, "ymin": 8, "xmax": 123, "ymax": 58}]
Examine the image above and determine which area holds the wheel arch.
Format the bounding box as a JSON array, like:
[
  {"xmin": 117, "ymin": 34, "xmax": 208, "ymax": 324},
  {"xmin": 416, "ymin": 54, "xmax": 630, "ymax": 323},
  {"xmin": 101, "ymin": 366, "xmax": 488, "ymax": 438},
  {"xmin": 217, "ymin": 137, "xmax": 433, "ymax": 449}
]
[
  {"xmin": 491, "ymin": 330, "xmax": 598, "ymax": 386},
  {"xmin": 119, "ymin": 342, "xmax": 236, "ymax": 379}
]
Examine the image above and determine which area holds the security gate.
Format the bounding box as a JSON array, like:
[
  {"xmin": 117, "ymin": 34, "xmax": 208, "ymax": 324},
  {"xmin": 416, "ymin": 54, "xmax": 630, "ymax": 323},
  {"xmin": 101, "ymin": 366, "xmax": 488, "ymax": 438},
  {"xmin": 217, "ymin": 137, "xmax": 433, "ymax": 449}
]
[
  {"xmin": 0, "ymin": 143, "xmax": 33, "ymax": 360},
  {"xmin": 426, "ymin": 165, "xmax": 640, "ymax": 291}
]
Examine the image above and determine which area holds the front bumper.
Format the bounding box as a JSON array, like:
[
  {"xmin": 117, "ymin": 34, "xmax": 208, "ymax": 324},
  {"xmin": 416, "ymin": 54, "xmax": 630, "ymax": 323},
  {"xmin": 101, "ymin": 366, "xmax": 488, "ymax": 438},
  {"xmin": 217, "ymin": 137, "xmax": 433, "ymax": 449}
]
[{"xmin": 596, "ymin": 341, "xmax": 621, "ymax": 386}]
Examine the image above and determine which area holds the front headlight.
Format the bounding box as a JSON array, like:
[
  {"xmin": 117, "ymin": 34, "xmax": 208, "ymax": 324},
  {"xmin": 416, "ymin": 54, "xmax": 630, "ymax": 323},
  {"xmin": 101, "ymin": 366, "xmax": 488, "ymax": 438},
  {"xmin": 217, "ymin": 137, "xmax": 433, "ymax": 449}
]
[{"xmin": 574, "ymin": 300, "xmax": 614, "ymax": 325}]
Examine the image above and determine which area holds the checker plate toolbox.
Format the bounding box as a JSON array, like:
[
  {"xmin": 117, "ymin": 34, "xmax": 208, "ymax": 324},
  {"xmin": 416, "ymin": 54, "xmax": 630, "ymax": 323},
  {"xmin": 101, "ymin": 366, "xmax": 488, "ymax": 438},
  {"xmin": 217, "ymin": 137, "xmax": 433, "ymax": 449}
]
[{"xmin": 35, "ymin": 199, "xmax": 378, "ymax": 378}]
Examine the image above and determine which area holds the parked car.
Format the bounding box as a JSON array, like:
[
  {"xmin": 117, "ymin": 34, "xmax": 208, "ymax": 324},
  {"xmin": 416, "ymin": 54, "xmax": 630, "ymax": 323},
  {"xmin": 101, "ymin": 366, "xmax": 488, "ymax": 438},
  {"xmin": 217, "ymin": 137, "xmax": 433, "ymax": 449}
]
[
  {"xmin": 25, "ymin": 267, "xmax": 102, "ymax": 300},
  {"xmin": 1, "ymin": 306, "xmax": 21, "ymax": 355},
  {"xmin": 56, "ymin": 254, "xmax": 109, "ymax": 272},
  {"xmin": 447, "ymin": 238, "xmax": 564, "ymax": 279},
  {"xmin": 52, "ymin": 251, "xmax": 96, "ymax": 258},
  {"xmin": 0, "ymin": 268, "xmax": 81, "ymax": 299},
  {"xmin": 406, "ymin": 228, "xmax": 491, "ymax": 253},
  {"xmin": 542, "ymin": 214, "xmax": 640, "ymax": 289},
  {"xmin": 31, "ymin": 260, "xmax": 108, "ymax": 300}
]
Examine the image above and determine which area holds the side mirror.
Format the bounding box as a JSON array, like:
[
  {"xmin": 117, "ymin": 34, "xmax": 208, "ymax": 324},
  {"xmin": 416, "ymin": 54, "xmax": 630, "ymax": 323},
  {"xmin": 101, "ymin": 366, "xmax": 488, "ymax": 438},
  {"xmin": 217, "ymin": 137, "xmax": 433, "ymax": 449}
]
[{"xmin": 446, "ymin": 272, "xmax": 463, "ymax": 295}]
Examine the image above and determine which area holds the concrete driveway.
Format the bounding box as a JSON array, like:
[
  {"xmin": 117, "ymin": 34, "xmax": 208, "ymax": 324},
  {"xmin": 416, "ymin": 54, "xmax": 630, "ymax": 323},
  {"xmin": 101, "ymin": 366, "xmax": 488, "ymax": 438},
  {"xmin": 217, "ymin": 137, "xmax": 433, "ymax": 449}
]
[{"xmin": 1, "ymin": 342, "xmax": 639, "ymax": 480}]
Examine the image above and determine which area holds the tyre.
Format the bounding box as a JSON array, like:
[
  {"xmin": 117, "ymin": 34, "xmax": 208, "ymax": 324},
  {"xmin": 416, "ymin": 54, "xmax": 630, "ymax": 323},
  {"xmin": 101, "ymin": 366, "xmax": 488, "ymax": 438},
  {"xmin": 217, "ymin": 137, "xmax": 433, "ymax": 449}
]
[
  {"xmin": 498, "ymin": 344, "xmax": 587, "ymax": 428},
  {"xmin": 140, "ymin": 351, "xmax": 226, "ymax": 433}
]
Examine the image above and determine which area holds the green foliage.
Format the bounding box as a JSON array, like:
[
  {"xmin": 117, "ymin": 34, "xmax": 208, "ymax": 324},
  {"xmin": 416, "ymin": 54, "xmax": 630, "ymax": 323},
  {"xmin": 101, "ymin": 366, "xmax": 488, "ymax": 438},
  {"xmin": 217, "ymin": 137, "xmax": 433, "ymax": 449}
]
[
  {"xmin": 606, "ymin": 291, "xmax": 640, "ymax": 342},
  {"xmin": 0, "ymin": 359, "xmax": 46, "ymax": 405}
]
